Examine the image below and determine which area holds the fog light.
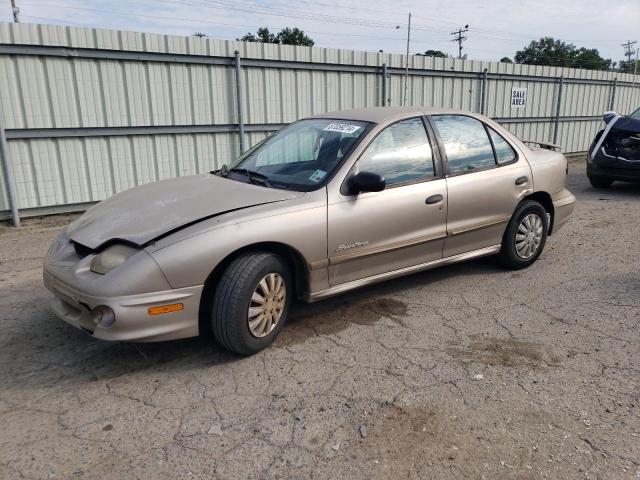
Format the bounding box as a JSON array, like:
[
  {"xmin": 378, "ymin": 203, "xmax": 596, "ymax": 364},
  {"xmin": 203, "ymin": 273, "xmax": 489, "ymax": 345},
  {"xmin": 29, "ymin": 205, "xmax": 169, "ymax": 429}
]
[{"xmin": 92, "ymin": 306, "xmax": 116, "ymax": 328}]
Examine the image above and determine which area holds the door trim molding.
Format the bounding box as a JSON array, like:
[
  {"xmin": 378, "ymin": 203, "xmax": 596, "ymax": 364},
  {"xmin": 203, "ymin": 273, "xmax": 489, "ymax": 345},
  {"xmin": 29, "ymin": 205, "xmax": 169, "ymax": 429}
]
[
  {"xmin": 308, "ymin": 244, "xmax": 501, "ymax": 302},
  {"xmin": 329, "ymin": 232, "xmax": 447, "ymax": 265},
  {"xmin": 308, "ymin": 259, "xmax": 330, "ymax": 270},
  {"xmin": 447, "ymin": 216, "xmax": 510, "ymax": 237}
]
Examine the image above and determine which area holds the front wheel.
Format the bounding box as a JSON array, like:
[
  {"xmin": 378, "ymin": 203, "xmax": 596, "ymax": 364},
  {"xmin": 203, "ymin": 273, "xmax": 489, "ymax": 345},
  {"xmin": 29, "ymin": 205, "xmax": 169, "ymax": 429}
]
[
  {"xmin": 498, "ymin": 200, "xmax": 548, "ymax": 270},
  {"xmin": 210, "ymin": 252, "xmax": 292, "ymax": 355}
]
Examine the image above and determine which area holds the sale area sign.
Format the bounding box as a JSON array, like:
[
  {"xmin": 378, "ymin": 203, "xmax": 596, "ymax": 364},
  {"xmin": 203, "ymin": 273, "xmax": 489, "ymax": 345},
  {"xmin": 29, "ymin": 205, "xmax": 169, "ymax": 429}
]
[{"xmin": 511, "ymin": 87, "xmax": 527, "ymax": 108}]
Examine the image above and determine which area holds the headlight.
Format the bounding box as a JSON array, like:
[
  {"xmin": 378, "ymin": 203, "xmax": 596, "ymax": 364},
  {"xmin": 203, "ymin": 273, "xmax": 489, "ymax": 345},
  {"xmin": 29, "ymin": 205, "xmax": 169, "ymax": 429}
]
[{"xmin": 90, "ymin": 244, "xmax": 139, "ymax": 275}]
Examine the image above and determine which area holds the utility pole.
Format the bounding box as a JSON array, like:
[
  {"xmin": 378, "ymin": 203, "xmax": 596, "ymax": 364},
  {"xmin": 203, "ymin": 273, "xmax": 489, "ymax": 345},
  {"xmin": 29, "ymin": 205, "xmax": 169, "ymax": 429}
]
[
  {"xmin": 621, "ymin": 40, "xmax": 637, "ymax": 71},
  {"xmin": 633, "ymin": 48, "xmax": 639, "ymax": 87},
  {"xmin": 10, "ymin": 0, "xmax": 19, "ymax": 22},
  {"xmin": 451, "ymin": 24, "xmax": 469, "ymax": 59},
  {"xmin": 403, "ymin": 12, "xmax": 411, "ymax": 106}
]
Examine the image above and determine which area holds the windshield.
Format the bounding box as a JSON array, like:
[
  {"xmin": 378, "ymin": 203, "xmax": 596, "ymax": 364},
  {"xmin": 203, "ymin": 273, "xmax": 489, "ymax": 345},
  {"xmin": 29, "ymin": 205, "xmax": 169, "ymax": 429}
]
[
  {"xmin": 223, "ymin": 118, "xmax": 371, "ymax": 191},
  {"xmin": 631, "ymin": 108, "xmax": 640, "ymax": 120}
]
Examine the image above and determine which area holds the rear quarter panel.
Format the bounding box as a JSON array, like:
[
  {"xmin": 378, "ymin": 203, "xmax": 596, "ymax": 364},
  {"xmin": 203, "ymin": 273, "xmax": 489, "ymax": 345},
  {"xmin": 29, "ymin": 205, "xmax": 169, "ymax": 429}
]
[{"xmin": 525, "ymin": 147, "xmax": 569, "ymax": 196}]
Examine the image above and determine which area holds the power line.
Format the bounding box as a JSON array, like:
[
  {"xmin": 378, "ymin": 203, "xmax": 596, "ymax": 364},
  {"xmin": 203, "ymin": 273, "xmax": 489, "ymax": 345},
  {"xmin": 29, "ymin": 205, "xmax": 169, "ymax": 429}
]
[
  {"xmin": 17, "ymin": 7, "xmax": 412, "ymax": 45},
  {"xmin": 17, "ymin": 0, "xmax": 631, "ymax": 59},
  {"xmin": 450, "ymin": 25, "xmax": 468, "ymax": 59},
  {"xmin": 21, "ymin": 0, "xmax": 628, "ymax": 50},
  {"xmin": 152, "ymin": 0, "xmax": 403, "ymax": 30},
  {"xmin": 21, "ymin": 2, "xmax": 403, "ymax": 35},
  {"xmin": 22, "ymin": 0, "xmax": 403, "ymax": 30}
]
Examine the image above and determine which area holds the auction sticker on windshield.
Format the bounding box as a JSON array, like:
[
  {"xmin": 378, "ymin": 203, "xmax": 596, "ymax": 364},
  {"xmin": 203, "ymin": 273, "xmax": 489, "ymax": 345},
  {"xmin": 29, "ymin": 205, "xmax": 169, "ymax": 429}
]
[
  {"xmin": 323, "ymin": 123, "xmax": 362, "ymax": 134},
  {"xmin": 308, "ymin": 169, "xmax": 327, "ymax": 183}
]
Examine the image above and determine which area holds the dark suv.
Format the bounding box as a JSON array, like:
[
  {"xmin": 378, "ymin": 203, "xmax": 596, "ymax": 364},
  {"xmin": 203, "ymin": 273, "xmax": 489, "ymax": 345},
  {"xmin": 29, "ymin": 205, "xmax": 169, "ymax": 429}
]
[{"xmin": 587, "ymin": 108, "xmax": 640, "ymax": 188}]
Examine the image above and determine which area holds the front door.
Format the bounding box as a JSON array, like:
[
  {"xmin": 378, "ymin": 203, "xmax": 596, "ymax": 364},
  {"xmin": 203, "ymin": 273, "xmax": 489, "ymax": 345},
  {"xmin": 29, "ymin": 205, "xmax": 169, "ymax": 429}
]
[
  {"xmin": 327, "ymin": 117, "xmax": 447, "ymax": 286},
  {"xmin": 429, "ymin": 114, "xmax": 533, "ymax": 257}
]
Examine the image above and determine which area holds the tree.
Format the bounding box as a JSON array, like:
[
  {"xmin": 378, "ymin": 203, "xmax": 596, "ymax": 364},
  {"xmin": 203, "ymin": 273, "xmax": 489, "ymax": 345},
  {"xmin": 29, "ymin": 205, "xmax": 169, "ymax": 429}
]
[
  {"xmin": 514, "ymin": 37, "xmax": 612, "ymax": 70},
  {"xmin": 619, "ymin": 59, "xmax": 639, "ymax": 74},
  {"xmin": 573, "ymin": 47, "xmax": 613, "ymax": 70},
  {"xmin": 239, "ymin": 27, "xmax": 278, "ymax": 44},
  {"xmin": 417, "ymin": 49, "xmax": 447, "ymax": 58},
  {"xmin": 277, "ymin": 27, "xmax": 314, "ymax": 47},
  {"xmin": 239, "ymin": 27, "xmax": 314, "ymax": 46},
  {"xmin": 500, "ymin": 56, "xmax": 513, "ymax": 63},
  {"xmin": 515, "ymin": 37, "xmax": 574, "ymax": 67}
]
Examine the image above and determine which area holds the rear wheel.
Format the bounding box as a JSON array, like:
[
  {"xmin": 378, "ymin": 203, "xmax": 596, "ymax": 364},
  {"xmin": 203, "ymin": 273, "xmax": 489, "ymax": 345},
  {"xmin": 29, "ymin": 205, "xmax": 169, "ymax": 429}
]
[
  {"xmin": 588, "ymin": 176, "xmax": 613, "ymax": 188},
  {"xmin": 210, "ymin": 252, "xmax": 292, "ymax": 355},
  {"xmin": 498, "ymin": 200, "xmax": 548, "ymax": 270}
]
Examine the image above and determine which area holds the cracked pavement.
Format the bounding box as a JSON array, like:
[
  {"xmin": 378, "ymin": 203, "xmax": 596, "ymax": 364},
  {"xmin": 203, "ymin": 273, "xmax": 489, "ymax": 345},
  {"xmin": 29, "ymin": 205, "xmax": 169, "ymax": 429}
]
[{"xmin": 0, "ymin": 160, "xmax": 639, "ymax": 479}]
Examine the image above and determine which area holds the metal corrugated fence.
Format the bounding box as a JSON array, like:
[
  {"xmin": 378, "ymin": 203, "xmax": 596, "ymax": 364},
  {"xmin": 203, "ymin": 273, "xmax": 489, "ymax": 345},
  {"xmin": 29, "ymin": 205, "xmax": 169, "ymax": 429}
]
[{"xmin": 1, "ymin": 22, "xmax": 640, "ymax": 220}]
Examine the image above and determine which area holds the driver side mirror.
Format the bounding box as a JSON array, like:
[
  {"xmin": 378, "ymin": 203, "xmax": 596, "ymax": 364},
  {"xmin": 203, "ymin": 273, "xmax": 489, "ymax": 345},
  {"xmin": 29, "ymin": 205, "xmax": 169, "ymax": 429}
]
[{"xmin": 348, "ymin": 171, "xmax": 386, "ymax": 194}]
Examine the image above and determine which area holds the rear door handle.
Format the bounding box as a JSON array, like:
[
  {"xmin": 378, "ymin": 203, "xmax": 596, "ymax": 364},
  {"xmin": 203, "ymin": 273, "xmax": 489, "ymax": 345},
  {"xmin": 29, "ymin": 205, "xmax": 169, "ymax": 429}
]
[
  {"xmin": 425, "ymin": 194, "xmax": 444, "ymax": 204},
  {"xmin": 515, "ymin": 176, "xmax": 528, "ymax": 185}
]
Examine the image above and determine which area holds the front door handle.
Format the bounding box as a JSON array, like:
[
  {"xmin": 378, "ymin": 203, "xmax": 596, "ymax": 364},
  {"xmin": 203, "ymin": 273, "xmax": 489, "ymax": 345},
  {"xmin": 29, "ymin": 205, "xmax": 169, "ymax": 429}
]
[
  {"xmin": 515, "ymin": 176, "xmax": 528, "ymax": 185},
  {"xmin": 425, "ymin": 194, "xmax": 443, "ymax": 204}
]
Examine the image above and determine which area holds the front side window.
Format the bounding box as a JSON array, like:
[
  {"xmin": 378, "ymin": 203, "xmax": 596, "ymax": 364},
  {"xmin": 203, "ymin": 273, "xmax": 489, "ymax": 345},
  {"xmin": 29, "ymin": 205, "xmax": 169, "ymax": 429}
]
[
  {"xmin": 433, "ymin": 115, "xmax": 496, "ymax": 174},
  {"xmin": 488, "ymin": 128, "xmax": 517, "ymax": 165},
  {"xmin": 357, "ymin": 117, "xmax": 435, "ymax": 186},
  {"xmin": 225, "ymin": 119, "xmax": 370, "ymax": 191},
  {"xmin": 630, "ymin": 108, "xmax": 640, "ymax": 120}
]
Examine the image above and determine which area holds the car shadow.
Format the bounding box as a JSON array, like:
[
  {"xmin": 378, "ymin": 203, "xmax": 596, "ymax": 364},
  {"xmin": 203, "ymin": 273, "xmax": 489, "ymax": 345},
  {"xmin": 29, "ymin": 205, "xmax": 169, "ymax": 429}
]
[
  {"xmin": 287, "ymin": 255, "xmax": 503, "ymax": 325},
  {"xmin": 2, "ymin": 255, "xmax": 506, "ymax": 391},
  {"xmin": 567, "ymin": 165, "xmax": 640, "ymax": 201}
]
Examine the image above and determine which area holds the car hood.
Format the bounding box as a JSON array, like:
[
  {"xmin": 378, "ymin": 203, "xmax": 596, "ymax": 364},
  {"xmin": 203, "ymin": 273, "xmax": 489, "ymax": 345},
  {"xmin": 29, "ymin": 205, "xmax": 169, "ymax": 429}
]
[{"xmin": 67, "ymin": 174, "xmax": 301, "ymax": 250}]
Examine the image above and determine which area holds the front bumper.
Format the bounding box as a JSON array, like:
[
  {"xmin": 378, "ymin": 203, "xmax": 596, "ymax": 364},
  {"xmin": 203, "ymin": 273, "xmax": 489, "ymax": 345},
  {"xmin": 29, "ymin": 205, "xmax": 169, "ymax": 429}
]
[
  {"xmin": 551, "ymin": 189, "xmax": 576, "ymax": 233},
  {"xmin": 43, "ymin": 269, "xmax": 202, "ymax": 342},
  {"xmin": 588, "ymin": 147, "xmax": 640, "ymax": 183},
  {"xmin": 587, "ymin": 161, "xmax": 640, "ymax": 183}
]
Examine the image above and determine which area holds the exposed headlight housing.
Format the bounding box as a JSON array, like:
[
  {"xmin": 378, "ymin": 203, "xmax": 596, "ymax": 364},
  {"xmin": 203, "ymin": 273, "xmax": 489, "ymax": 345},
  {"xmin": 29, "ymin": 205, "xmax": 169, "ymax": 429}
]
[
  {"xmin": 47, "ymin": 230, "xmax": 70, "ymax": 258},
  {"xmin": 90, "ymin": 244, "xmax": 139, "ymax": 275}
]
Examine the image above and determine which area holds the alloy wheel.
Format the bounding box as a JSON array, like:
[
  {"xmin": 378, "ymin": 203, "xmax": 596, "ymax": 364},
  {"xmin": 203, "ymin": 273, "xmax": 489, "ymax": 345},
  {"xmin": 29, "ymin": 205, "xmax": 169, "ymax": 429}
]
[
  {"xmin": 247, "ymin": 272, "xmax": 286, "ymax": 338},
  {"xmin": 515, "ymin": 213, "xmax": 543, "ymax": 259}
]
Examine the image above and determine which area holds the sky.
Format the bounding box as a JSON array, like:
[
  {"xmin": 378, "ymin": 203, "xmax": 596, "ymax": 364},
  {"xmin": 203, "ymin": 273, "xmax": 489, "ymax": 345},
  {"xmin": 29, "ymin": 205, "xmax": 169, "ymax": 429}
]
[{"xmin": 0, "ymin": 0, "xmax": 638, "ymax": 63}]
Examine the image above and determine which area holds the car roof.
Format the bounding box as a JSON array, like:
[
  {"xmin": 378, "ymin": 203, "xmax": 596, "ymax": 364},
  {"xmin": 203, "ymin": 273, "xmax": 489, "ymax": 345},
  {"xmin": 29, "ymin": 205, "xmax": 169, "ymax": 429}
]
[{"xmin": 310, "ymin": 107, "xmax": 479, "ymax": 124}]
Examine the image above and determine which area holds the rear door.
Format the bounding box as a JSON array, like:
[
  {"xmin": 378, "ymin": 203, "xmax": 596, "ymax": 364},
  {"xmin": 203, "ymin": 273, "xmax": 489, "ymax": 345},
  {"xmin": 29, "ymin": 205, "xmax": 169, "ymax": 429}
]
[
  {"xmin": 429, "ymin": 114, "xmax": 533, "ymax": 257},
  {"xmin": 327, "ymin": 117, "xmax": 447, "ymax": 286}
]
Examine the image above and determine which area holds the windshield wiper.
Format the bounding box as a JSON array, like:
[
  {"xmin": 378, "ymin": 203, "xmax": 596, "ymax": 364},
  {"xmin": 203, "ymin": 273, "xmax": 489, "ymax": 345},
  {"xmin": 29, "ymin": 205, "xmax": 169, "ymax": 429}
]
[
  {"xmin": 212, "ymin": 164, "xmax": 229, "ymax": 177},
  {"xmin": 229, "ymin": 168, "xmax": 272, "ymax": 187}
]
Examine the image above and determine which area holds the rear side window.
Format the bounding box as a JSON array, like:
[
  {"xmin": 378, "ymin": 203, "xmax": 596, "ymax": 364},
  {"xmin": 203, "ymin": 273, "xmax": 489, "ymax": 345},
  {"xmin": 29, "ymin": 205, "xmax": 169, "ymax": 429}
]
[
  {"xmin": 432, "ymin": 115, "xmax": 496, "ymax": 173},
  {"xmin": 488, "ymin": 128, "xmax": 517, "ymax": 165},
  {"xmin": 358, "ymin": 117, "xmax": 435, "ymax": 186}
]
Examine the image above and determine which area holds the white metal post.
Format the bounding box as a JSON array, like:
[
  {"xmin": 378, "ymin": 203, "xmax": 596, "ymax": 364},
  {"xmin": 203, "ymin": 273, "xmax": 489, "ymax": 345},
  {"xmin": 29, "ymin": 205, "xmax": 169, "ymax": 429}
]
[
  {"xmin": 234, "ymin": 50, "xmax": 246, "ymax": 154},
  {"xmin": 0, "ymin": 120, "xmax": 20, "ymax": 226},
  {"xmin": 633, "ymin": 48, "xmax": 638, "ymax": 87}
]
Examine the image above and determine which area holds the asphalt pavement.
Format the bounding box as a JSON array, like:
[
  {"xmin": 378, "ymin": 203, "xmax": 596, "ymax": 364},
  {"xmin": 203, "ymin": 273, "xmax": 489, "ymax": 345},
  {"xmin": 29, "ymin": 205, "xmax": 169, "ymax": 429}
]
[{"xmin": 0, "ymin": 160, "xmax": 638, "ymax": 479}]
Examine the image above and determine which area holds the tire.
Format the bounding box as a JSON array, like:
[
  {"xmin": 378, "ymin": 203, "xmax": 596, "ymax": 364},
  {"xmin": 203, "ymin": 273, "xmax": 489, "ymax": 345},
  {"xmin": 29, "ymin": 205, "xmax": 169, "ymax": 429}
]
[
  {"xmin": 498, "ymin": 200, "xmax": 548, "ymax": 270},
  {"xmin": 210, "ymin": 252, "xmax": 292, "ymax": 355},
  {"xmin": 588, "ymin": 176, "xmax": 613, "ymax": 188}
]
